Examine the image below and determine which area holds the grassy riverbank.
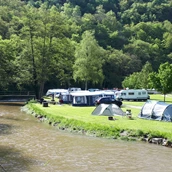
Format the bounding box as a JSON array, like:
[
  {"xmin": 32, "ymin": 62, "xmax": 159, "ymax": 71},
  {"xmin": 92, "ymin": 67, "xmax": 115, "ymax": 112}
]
[{"xmin": 25, "ymin": 94, "xmax": 172, "ymax": 144}]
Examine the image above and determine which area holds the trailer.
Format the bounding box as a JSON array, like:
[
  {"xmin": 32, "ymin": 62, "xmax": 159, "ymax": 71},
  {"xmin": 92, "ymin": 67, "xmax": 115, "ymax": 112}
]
[
  {"xmin": 63, "ymin": 90, "xmax": 116, "ymax": 106},
  {"xmin": 46, "ymin": 89, "xmax": 68, "ymax": 97},
  {"xmin": 116, "ymin": 89, "xmax": 149, "ymax": 101}
]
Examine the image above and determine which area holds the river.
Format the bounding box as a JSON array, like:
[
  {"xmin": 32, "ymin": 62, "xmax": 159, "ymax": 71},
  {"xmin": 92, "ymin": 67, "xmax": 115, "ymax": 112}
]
[{"xmin": 0, "ymin": 103, "xmax": 172, "ymax": 172}]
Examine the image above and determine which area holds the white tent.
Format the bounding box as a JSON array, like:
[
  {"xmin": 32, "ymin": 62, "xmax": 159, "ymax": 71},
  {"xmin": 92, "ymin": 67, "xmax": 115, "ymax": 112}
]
[
  {"xmin": 138, "ymin": 100, "xmax": 172, "ymax": 122},
  {"xmin": 92, "ymin": 104, "xmax": 125, "ymax": 116}
]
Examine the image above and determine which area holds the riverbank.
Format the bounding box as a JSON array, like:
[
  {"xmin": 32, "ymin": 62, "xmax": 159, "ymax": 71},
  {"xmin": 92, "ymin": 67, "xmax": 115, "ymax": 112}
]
[{"xmin": 22, "ymin": 100, "xmax": 172, "ymax": 148}]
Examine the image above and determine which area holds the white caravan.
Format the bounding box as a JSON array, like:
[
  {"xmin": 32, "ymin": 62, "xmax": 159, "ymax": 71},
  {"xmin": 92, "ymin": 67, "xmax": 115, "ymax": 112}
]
[
  {"xmin": 46, "ymin": 89, "xmax": 68, "ymax": 97},
  {"xmin": 116, "ymin": 89, "xmax": 149, "ymax": 101}
]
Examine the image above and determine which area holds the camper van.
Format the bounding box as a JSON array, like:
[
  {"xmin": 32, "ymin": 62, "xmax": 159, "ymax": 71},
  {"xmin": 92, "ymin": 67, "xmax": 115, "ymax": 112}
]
[{"xmin": 116, "ymin": 89, "xmax": 149, "ymax": 101}]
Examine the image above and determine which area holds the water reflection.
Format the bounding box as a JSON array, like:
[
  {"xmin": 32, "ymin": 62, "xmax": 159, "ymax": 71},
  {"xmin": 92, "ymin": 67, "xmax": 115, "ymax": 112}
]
[
  {"xmin": 0, "ymin": 102, "xmax": 25, "ymax": 106},
  {"xmin": 0, "ymin": 104, "xmax": 172, "ymax": 172},
  {"xmin": 0, "ymin": 145, "xmax": 36, "ymax": 172},
  {"xmin": 0, "ymin": 124, "xmax": 13, "ymax": 135}
]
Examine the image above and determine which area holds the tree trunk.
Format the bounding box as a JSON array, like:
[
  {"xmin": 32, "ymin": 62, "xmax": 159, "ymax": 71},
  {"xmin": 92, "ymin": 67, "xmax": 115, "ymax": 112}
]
[
  {"xmin": 85, "ymin": 81, "xmax": 88, "ymax": 90},
  {"xmin": 39, "ymin": 81, "xmax": 45, "ymax": 99},
  {"xmin": 29, "ymin": 22, "xmax": 39, "ymax": 99},
  {"xmin": 164, "ymin": 94, "xmax": 166, "ymax": 102}
]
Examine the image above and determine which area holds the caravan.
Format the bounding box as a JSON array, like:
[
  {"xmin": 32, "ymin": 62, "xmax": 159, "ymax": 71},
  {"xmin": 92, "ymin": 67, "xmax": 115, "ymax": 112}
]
[
  {"xmin": 116, "ymin": 89, "xmax": 149, "ymax": 101},
  {"xmin": 46, "ymin": 89, "xmax": 68, "ymax": 97},
  {"xmin": 70, "ymin": 90, "xmax": 116, "ymax": 106}
]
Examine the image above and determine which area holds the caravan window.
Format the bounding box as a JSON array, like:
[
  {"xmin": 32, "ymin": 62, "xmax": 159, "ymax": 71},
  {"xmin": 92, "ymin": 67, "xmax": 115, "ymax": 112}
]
[
  {"xmin": 138, "ymin": 92, "xmax": 141, "ymax": 95},
  {"xmin": 142, "ymin": 91, "xmax": 146, "ymax": 95},
  {"xmin": 75, "ymin": 96, "xmax": 85, "ymax": 104},
  {"xmin": 62, "ymin": 95, "xmax": 67, "ymax": 101},
  {"xmin": 121, "ymin": 93, "xmax": 126, "ymax": 96},
  {"xmin": 109, "ymin": 95, "xmax": 115, "ymax": 99},
  {"xmin": 128, "ymin": 92, "xmax": 134, "ymax": 95}
]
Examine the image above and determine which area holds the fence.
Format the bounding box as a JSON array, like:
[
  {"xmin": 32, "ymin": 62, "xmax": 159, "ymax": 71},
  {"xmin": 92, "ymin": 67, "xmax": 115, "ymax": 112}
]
[{"xmin": 0, "ymin": 91, "xmax": 35, "ymax": 96}]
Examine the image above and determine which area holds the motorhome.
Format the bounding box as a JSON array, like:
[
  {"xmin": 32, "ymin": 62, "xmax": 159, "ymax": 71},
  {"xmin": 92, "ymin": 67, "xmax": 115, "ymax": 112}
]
[{"xmin": 116, "ymin": 89, "xmax": 149, "ymax": 101}]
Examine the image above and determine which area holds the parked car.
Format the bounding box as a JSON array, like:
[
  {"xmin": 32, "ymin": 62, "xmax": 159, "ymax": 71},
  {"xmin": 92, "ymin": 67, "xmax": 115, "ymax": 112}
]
[{"xmin": 95, "ymin": 97, "xmax": 122, "ymax": 107}]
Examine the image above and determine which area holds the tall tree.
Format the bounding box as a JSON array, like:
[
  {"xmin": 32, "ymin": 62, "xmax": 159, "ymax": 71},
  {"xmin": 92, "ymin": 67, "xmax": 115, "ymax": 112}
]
[
  {"xmin": 0, "ymin": 36, "xmax": 18, "ymax": 90},
  {"xmin": 139, "ymin": 61, "xmax": 153, "ymax": 89},
  {"xmin": 103, "ymin": 48, "xmax": 142, "ymax": 88},
  {"xmin": 73, "ymin": 30, "xmax": 105, "ymax": 90},
  {"xmin": 19, "ymin": 6, "xmax": 40, "ymax": 98},
  {"xmin": 122, "ymin": 72, "xmax": 141, "ymax": 89},
  {"xmin": 148, "ymin": 62, "xmax": 172, "ymax": 101},
  {"xmin": 122, "ymin": 61, "xmax": 153, "ymax": 89},
  {"xmin": 18, "ymin": 5, "xmax": 73, "ymax": 98}
]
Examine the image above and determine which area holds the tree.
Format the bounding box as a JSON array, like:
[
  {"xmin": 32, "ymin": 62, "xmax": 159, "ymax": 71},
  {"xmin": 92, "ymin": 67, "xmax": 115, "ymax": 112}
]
[
  {"xmin": 139, "ymin": 61, "xmax": 153, "ymax": 89},
  {"xmin": 18, "ymin": 5, "xmax": 73, "ymax": 98},
  {"xmin": 73, "ymin": 31, "xmax": 105, "ymax": 90},
  {"xmin": 0, "ymin": 36, "xmax": 18, "ymax": 90},
  {"xmin": 122, "ymin": 61, "xmax": 153, "ymax": 89},
  {"xmin": 122, "ymin": 72, "xmax": 141, "ymax": 89},
  {"xmin": 124, "ymin": 40, "xmax": 152, "ymax": 65},
  {"xmin": 103, "ymin": 47, "xmax": 142, "ymax": 88},
  {"xmin": 148, "ymin": 62, "xmax": 172, "ymax": 101}
]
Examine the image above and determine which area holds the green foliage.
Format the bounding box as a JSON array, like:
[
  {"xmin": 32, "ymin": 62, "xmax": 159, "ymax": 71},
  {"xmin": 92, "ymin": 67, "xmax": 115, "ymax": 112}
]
[
  {"xmin": 148, "ymin": 62, "xmax": 172, "ymax": 101},
  {"xmin": 119, "ymin": 0, "xmax": 172, "ymax": 24},
  {"xmin": 0, "ymin": 35, "xmax": 19, "ymax": 89},
  {"xmin": 158, "ymin": 62, "xmax": 172, "ymax": 96},
  {"xmin": 17, "ymin": 5, "xmax": 74, "ymax": 97},
  {"xmin": 103, "ymin": 49, "xmax": 141, "ymax": 88},
  {"xmin": 73, "ymin": 30, "xmax": 105, "ymax": 89},
  {"xmin": 1, "ymin": 0, "xmax": 172, "ymax": 92},
  {"xmin": 122, "ymin": 61, "xmax": 153, "ymax": 89}
]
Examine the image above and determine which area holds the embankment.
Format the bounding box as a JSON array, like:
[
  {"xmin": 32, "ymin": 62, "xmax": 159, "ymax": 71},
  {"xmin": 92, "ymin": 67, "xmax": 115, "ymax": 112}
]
[{"xmin": 22, "ymin": 102, "xmax": 172, "ymax": 148}]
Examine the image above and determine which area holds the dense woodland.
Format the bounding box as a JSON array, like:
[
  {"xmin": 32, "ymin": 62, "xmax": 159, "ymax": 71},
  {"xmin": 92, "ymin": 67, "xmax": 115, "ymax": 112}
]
[{"xmin": 0, "ymin": 0, "xmax": 172, "ymax": 98}]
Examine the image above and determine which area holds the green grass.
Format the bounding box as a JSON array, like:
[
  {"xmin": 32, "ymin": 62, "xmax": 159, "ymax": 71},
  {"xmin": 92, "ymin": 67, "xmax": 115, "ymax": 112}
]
[
  {"xmin": 150, "ymin": 94, "xmax": 172, "ymax": 103},
  {"xmin": 26, "ymin": 94, "xmax": 172, "ymax": 141}
]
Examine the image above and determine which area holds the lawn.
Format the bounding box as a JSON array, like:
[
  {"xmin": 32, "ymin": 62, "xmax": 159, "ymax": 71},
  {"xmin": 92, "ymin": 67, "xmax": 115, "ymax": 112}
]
[{"xmin": 27, "ymin": 94, "xmax": 172, "ymax": 141}]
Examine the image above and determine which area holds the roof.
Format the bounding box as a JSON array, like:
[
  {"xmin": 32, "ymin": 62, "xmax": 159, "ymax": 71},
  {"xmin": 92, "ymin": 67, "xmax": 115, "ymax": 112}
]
[
  {"xmin": 92, "ymin": 104, "xmax": 125, "ymax": 116},
  {"xmin": 139, "ymin": 100, "xmax": 172, "ymax": 121},
  {"xmin": 70, "ymin": 90, "xmax": 115, "ymax": 96}
]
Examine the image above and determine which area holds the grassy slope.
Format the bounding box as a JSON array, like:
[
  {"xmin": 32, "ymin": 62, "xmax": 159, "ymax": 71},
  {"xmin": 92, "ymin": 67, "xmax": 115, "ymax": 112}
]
[{"xmin": 27, "ymin": 94, "xmax": 172, "ymax": 140}]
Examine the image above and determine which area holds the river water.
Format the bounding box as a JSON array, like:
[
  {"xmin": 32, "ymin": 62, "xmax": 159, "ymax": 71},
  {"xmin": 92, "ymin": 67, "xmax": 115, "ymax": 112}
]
[{"xmin": 0, "ymin": 103, "xmax": 172, "ymax": 172}]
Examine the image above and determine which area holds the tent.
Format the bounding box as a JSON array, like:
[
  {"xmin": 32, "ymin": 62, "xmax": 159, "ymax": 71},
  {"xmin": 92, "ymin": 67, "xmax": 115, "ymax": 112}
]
[
  {"xmin": 138, "ymin": 100, "xmax": 172, "ymax": 122},
  {"xmin": 92, "ymin": 104, "xmax": 125, "ymax": 117}
]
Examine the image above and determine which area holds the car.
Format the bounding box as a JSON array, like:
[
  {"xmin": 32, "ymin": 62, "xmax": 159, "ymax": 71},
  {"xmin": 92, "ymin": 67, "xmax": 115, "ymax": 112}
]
[{"xmin": 95, "ymin": 97, "xmax": 122, "ymax": 107}]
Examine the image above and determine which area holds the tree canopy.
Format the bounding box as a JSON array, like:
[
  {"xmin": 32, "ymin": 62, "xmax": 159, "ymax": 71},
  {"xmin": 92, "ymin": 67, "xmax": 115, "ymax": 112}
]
[
  {"xmin": 0, "ymin": 0, "xmax": 172, "ymax": 96},
  {"xmin": 73, "ymin": 31, "xmax": 105, "ymax": 90},
  {"xmin": 148, "ymin": 62, "xmax": 172, "ymax": 101}
]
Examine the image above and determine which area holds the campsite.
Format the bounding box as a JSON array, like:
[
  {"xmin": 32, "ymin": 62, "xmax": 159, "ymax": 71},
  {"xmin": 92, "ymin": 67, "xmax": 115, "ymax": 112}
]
[{"xmin": 25, "ymin": 94, "xmax": 172, "ymax": 147}]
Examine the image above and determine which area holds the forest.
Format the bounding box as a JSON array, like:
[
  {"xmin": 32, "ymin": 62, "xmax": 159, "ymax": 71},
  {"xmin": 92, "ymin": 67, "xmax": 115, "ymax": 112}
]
[{"xmin": 0, "ymin": 0, "xmax": 172, "ymax": 98}]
